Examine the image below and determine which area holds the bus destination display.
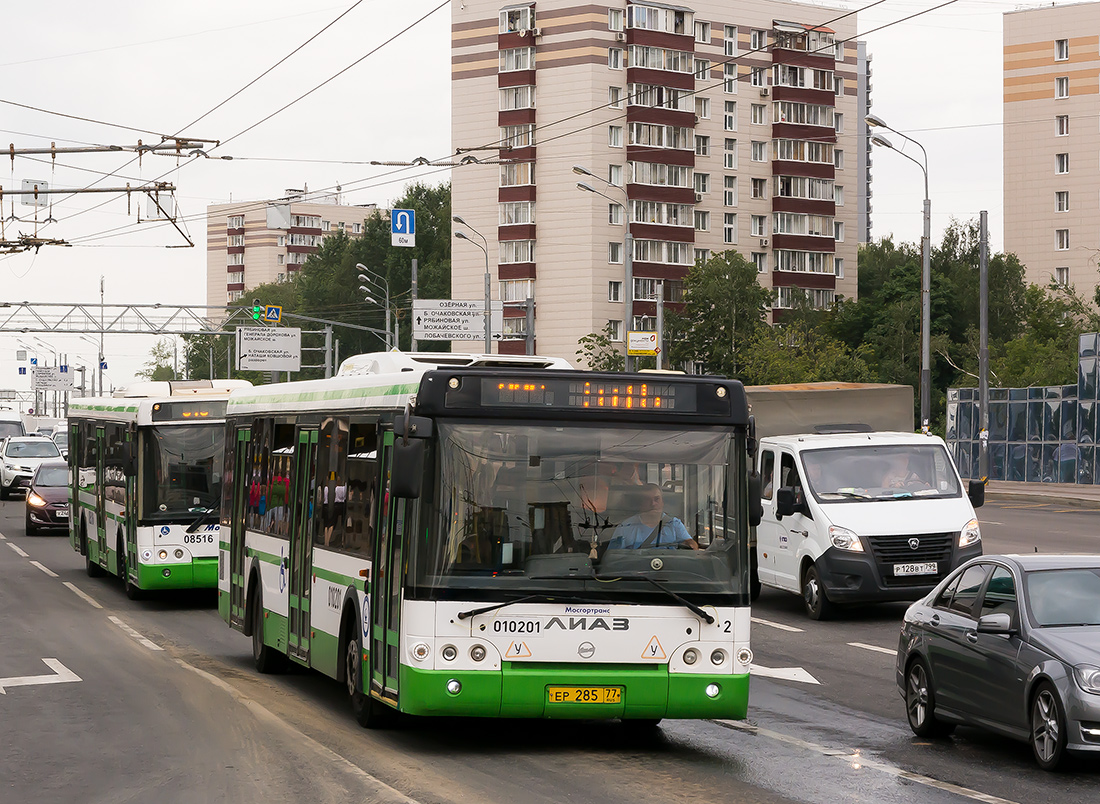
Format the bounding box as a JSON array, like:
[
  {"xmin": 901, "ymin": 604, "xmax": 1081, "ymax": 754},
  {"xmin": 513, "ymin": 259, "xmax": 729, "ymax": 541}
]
[
  {"xmin": 480, "ymin": 378, "xmax": 696, "ymax": 412},
  {"xmin": 151, "ymin": 400, "xmax": 228, "ymax": 422}
]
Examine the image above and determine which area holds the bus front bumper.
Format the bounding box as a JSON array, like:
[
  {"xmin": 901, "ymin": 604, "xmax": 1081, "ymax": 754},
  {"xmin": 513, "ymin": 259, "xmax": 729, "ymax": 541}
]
[{"xmin": 135, "ymin": 557, "xmax": 219, "ymax": 590}]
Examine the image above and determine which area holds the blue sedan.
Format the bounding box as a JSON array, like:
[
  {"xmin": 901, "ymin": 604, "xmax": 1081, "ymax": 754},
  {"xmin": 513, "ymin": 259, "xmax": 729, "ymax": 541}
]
[{"xmin": 896, "ymin": 554, "xmax": 1100, "ymax": 770}]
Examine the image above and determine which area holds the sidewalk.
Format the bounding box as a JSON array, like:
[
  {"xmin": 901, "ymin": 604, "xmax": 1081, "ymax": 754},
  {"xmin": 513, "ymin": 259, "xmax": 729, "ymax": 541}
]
[{"xmin": 985, "ymin": 480, "xmax": 1100, "ymax": 510}]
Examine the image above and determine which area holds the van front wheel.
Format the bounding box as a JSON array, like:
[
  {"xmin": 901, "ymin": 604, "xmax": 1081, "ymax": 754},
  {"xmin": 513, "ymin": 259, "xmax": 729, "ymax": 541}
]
[{"xmin": 802, "ymin": 563, "xmax": 834, "ymax": 620}]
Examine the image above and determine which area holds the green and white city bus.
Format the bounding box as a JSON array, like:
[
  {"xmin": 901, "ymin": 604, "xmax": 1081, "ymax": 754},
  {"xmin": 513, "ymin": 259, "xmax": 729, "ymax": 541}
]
[
  {"xmin": 69, "ymin": 380, "xmax": 252, "ymax": 597},
  {"xmin": 220, "ymin": 352, "xmax": 759, "ymax": 726}
]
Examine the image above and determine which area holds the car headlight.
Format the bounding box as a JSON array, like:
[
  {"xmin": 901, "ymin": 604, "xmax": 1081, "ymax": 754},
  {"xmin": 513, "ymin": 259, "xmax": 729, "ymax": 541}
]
[
  {"xmin": 1074, "ymin": 664, "xmax": 1100, "ymax": 694},
  {"xmin": 26, "ymin": 492, "xmax": 48, "ymax": 507},
  {"xmin": 829, "ymin": 525, "xmax": 864, "ymax": 552},
  {"xmin": 959, "ymin": 518, "xmax": 981, "ymax": 548}
]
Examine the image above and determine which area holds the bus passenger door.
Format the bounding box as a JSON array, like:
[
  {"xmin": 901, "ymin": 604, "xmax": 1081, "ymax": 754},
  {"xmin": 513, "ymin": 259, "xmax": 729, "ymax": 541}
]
[
  {"xmin": 228, "ymin": 428, "xmax": 251, "ymax": 630},
  {"xmin": 96, "ymin": 427, "xmax": 108, "ymax": 566},
  {"xmin": 288, "ymin": 427, "xmax": 318, "ymax": 663},
  {"xmin": 370, "ymin": 431, "xmax": 402, "ymax": 701}
]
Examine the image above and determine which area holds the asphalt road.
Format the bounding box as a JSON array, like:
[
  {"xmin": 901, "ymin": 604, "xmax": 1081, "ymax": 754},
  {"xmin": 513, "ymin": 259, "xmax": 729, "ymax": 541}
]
[{"xmin": 1, "ymin": 496, "xmax": 1098, "ymax": 804}]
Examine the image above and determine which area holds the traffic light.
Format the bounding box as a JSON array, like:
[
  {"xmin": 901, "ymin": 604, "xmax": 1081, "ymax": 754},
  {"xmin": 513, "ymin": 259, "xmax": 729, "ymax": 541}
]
[{"xmin": 251, "ymin": 299, "xmax": 262, "ymax": 320}]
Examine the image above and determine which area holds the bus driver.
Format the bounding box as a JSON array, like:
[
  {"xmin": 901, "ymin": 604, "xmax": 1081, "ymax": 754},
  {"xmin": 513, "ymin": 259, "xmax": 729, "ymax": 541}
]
[{"xmin": 607, "ymin": 484, "xmax": 699, "ymax": 550}]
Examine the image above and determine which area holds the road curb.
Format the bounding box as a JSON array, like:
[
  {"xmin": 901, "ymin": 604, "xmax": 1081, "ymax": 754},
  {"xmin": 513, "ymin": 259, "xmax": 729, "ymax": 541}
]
[{"xmin": 985, "ymin": 491, "xmax": 1100, "ymax": 510}]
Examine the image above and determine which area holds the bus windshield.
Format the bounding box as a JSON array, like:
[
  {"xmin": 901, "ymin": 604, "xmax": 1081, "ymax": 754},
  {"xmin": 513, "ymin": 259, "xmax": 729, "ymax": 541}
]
[
  {"xmin": 141, "ymin": 424, "xmax": 225, "ymax": 521},
  {"xmin": 412, "ymin": 422, "xmax": 747, "ymax": 600}
]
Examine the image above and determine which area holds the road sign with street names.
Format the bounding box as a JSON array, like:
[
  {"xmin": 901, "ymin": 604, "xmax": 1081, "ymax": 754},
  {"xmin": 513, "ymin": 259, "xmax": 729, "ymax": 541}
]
[
  {"xmin": 391, "ymin": 208, "xmax": 416, "ymax": 247},
  {"xmin": 236, "ymin": 327, "xmax": 301, "ymax": 372},
  {"xmin": 412, "ymin": 299, "xmax": 504, "ymax": 341},
  {"xmin": 32, "ymin": 366, "xmax": 74, "ymax": 391}
]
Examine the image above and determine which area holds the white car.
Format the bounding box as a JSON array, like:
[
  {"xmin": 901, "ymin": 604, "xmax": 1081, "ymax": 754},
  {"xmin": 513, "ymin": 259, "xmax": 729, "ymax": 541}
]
[{"xmin": 1, "ymin": 436, "xmax": 62, "ymax": 500}]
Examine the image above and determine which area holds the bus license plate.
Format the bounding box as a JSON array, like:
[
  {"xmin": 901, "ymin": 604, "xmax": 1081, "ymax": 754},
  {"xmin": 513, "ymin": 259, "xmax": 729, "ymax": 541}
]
[
  {"xmin": 547, "ymin": 686, "xmax": 622, "ymax": 704},
  {"xmin": 894, "ymin": 562, "xmax": 937, "ymax": 576}
]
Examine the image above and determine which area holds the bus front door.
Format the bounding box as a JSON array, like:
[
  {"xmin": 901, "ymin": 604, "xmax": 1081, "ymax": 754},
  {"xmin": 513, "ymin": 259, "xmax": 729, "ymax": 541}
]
[
  {"xmin": 228, "ymin": 428, "xmax": 251, "ymax": 630},
  {"xmin": 288, "ymin": 427, "xmax": 318, "ymax": 664},
  {"xmin": 370, "ymin": 431, "xmax": 403, "ymax": 702},
  {"xmin": 96, "ymin": 427, "xmax": 108, "ymax": 568}
]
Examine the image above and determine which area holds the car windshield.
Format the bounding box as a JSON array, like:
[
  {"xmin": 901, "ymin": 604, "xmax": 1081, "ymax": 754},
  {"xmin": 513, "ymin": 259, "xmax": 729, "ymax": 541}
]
[
  {"xmin": 801, "ymin": 444, "xmax": 961, "ymax": 502},
  {"xmin": 35, "ymin": 466, "xmax": 68, "ymax": 487},
  {"xmin": 0, "ymin": 422, "xmax": 23, "ymax": 438},
  {"xmin": 409, "ymin": 421, "xmax": 749, "ymax": 602},
  {"xmin": 1026, "ymin": 568, "xmax": 1100, "ymax": 627},
  {"xmin": 5, "ymin": 440, "xmax": 61, "ymax": 459},
  {"xmin": 53, "ymin": 432, "xmax": 68, "ymax": 448},
  {"xmin": 140, "ymin": 424, "xmax": 224, "ymax": 521}
]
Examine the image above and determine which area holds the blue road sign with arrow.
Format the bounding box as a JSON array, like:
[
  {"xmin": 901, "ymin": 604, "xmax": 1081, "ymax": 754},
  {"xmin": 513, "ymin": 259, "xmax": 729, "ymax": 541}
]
[{"xmin": 391, "ymin": 209, "xmax": 415, "ymax": 247}]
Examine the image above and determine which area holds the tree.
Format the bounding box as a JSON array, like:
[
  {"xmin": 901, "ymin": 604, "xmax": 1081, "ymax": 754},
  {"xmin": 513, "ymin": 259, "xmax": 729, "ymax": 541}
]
[
  {"xmin": 135, "ymin": 337, "xmax": 177, "ymax": 381},
  {"xmin": 575, "ymin": 323, "xmax": 625, "ymax": 371}
]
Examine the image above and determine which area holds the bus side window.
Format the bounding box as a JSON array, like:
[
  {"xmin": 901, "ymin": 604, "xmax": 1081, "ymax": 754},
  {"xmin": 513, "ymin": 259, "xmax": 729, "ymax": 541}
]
[{"xmin": 343, "ymin": 421, "xmax": 379, "ymax": 558}]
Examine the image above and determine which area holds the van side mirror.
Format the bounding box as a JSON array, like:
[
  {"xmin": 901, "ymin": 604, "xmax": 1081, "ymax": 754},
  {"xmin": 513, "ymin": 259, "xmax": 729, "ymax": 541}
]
[
  {"xmin": 747, "ymin": 470, "xmax": 763, "ymax": 527},
  {"xmin": 967, "ymin": 478, "xmax": 985, "ymax": 509},
  {"xmin": 775, "ymin": 487, "xmax": 796, "ymax": 519},
  {"xmin": 391, "ymin": 439, "xmax": 425, "ymax": 499}
]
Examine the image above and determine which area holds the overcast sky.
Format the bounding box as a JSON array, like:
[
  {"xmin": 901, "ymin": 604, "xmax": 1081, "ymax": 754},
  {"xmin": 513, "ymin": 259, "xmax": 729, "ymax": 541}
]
[{"xmin": 0, "ymin": 0, "xmax": 1019, "ymax": 392}]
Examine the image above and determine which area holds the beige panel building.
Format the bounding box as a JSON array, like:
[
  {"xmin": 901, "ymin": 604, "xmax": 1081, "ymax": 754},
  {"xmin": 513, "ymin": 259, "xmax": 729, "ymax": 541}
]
[
  {"xmin": 1004, "ymin": 4, "xmax": 1100, "ymax": 293},
  {"xmin": 452, "ymin": 0, "xmax": 869, "ymax": 360},
  {"xmin": 206, "ymin": 188, "xmax": 386, "ymax": 308}
]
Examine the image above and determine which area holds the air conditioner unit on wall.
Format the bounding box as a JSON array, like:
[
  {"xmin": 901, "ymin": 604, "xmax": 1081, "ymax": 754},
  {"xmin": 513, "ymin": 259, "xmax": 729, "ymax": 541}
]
[
  {"xmin": 694, "ymin": 193, "xmax": 704, "ymax": 203},
  {"xmin": 533, "ymin": 27, "xmax": 543, "ymax": 37},
  {"xmin": 759, "ymin": 87, "xmax": 770, "ymax": 97},
  {"xmin": 759, "ymin": 238, "xmax": 769, "ymax": 247},
  {"xmin": 615, "ymin": 31, "xmax": 625, "ymax": 41}
]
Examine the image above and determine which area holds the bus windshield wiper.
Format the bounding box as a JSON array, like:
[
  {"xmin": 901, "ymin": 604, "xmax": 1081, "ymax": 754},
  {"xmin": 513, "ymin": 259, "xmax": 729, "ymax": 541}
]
[
  {"xmin": 186, "ymin": 506, "xmax": 217, "ymax": 534},
  {"xmin": 457, "ymin": 594, "xmax": 545, "ymax": 620},
  {"xmin": 594, "ymin": 574, "xmax": 714, "ymax": 624}
]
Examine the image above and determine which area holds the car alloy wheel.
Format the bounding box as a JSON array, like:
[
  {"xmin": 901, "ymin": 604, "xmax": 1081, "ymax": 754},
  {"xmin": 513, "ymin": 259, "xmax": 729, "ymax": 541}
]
[{"xmin": 1031, "ymin": 682, "xmax": 1068, "ymax": 771}]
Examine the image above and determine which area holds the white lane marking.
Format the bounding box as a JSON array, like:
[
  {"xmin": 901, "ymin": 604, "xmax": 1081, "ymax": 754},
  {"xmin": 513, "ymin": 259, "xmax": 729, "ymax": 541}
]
[
  {"xmin": 7, "ymin": 542, "xmax": 28, "ymax": 557},
  {"xmin": 750, "ymin": 664, "xmax": 820, "ymax": 684},
  {"xmin": 0, "ymin": 533, "xmax": 6, "ymax": 539},
  {"xmin": 718, "ymin": 719, "xmax": 1021, "ymax": 804},
  {"xmin": 979, "ymin": 520, "xmax": 1004, "ymax": 525},
  {"xmin": 63, "ymin": 582, "xmax": 103, "ymax": 609},
  {"xmin": 29, "ymin": 561, "xmax": 58, "ymax": 578},
  {"xmin": 751, "ymin": 616, "xmax": 804, "ymax": 633},
  {"xmin": 0, "ymin": 658, "xmax": 82, "ymax": 694},
  {"xmin": 108, "ymin": 615, "xmax": 164, "ymax": 651},
  {"xmin": 848, "ymin": 642, "xmax": 895, "ymax": 656}
]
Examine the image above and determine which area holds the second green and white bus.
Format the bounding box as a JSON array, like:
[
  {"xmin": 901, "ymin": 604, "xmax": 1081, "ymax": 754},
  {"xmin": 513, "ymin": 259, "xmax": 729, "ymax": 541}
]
[
  {"xmin": 220, "ymin": 352, "xmax": 760, "ymax": 726},
  {"xmin": 69, "ymin": 380, "xmax": 251, "ymax": 597}
]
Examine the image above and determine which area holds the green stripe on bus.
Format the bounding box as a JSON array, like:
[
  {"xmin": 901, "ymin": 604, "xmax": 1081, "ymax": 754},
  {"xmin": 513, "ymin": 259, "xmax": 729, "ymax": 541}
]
[
  {"xmin": 228, "ymin": 382, "xmax": 419, "ymax": 408},
  {"xmin": 311, "ymin": 565, "xmax": 366, "ymax": 592}
]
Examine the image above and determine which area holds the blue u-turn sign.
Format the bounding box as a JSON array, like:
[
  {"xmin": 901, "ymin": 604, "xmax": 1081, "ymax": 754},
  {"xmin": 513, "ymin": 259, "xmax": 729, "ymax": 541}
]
[{"xmin": 391, "ymin": 209, "xmax": 415, "ymax": 247}]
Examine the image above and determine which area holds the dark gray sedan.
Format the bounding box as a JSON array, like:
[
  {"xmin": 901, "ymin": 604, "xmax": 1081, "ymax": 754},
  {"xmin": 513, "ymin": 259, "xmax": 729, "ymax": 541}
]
[{"xmin": 896, "ymin": 554, "xmax": 1100, "ymax": 770}]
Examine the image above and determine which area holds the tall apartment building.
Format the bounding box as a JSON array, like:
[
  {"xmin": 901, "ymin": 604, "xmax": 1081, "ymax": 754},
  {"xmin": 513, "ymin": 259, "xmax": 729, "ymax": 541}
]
[
  {"xmin": 206, "ymin": 188, "xmax": 384, "ymax": 308},
  {"xmin": 452, "ymin": 1, "xmax": 868, "ymax": 359},
  {"xmin": 1004, "ymin": 4, "xmax": 1100, "ymax": 294}
]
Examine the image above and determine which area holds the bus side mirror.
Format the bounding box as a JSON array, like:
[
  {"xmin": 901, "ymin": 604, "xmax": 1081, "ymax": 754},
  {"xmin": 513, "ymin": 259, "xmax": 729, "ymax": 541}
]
[
  {"xmin": 775, "ymin": 487, "xmax": 796, "ymax": 519},
  {"xmin": 123, "ymin": 441, "xmax": 137, "ymax": 476},
  {"xmin": 747, "ymin": 470, "xmax": 763, "ymax": 527},
  {"xmin": 391, "ymin": 440, "xmax": 425, "ymax": 499},
  {"xmin": 967, "ymin": 478, "xmax": 985, "ymax": 509}
]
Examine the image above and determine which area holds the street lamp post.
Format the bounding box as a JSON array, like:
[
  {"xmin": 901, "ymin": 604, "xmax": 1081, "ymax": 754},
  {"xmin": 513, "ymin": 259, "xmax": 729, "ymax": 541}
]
[
  {"xmin": 452, "ymin": 216, "xmax": 492, "ymax": 353},
  {"xmin": 573, "ymin": 165, "xmax": 634, "ymax": 372},
  {"xmin": 357, "ymin": 264, "xmax": 393, "ymax": 349},
  {"xmin": 868, "ymin": 115, "xmax": 931, "ymax": 432}
]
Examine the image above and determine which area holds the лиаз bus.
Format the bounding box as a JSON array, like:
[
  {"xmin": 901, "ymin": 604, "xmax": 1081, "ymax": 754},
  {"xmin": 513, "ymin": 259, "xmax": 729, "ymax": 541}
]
[
  {"xmin": 220, "ymin": 352, "xmax": 760, "ymax": 727},
  {"xmin": 69, "ymin": 380, "xmax": 251, "ymax": 598}
]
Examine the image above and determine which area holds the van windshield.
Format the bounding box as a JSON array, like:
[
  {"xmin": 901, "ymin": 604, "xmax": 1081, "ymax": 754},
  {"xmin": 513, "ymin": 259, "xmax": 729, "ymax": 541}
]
[{"xmin": 801, "ymin": 444, "xmax": 961, "ymax": 502}]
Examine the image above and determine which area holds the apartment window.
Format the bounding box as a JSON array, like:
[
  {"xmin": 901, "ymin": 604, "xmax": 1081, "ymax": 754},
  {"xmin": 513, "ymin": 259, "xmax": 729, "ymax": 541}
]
[
  {"xmin": 724, "ymin": 101, "xmax": 737, "ymax": 130},
  {"xmin": 835, "ymin": 41, "xmax": 844, "ymax": 60},
  {"xmin": 834, "ymin": 77, "xmax": 844, "ymax": 96},
  {"xmin": 609, "ymin": 8, "xmax": 624, "ymax": 30},
  {"xmin": 694, "ymin": 210, "xmax": 710, "ymax": 231},
  {"xmin": 1056, "ymin": 39, "xmax": 1069, "ymax": 61},
  {"xmin": 1057, "ymin": 229, "xmax": 1070, "ymax": 250},
  {"xmin": 227, "ymin": 290, "xmax": 244, "ymax": 303},
  {"xmin": 696, "ymin": 97, "xmax": 710, "ymax": 119},
  {"xmin": 500, "ymin": 279, "xmax": 535, "ymax": 302},
  {"xmin": 750, "ymin": 29, "xmax": 766, "ymax": 50},
  {"xmin": 227, "ymin": 270, "xmax": 244, "ymax": 285},
  {"xmin": 694, "ymin": 59, "xmax": 710, "ymax": 80},
  {"xmin": 694, "ymin": 173, "xmax": 710, "ymax": 194},
  {"xmin": 275, "ymin": 235, "xmax": 286, "ymax": 247},
  {"xmin": 609, "ymin": 86, "xmax": 624, "ymax": 109},
  {"xmin": 500, "ymin": 7, "xmax": 534, "ymax": 33},
  {"xmin": 609, "ymin": 242, "xmax": 623, "ymax": 263},
  {"xmin": 747, "ymin": 142, "xmax": 765, "ymax": 164},
  {"xmin": 834, "ymin": 221, "xmax": 844, "ymax": 241},
  {"xmin": 835, "ymin": 185, "xmax": 844, "ymax": 205},
  {"xmin": 609, "ymin": 164, "xmax": 623, "ymax": 186},
  {"xmin": 1056, "ymin": 266, "xmax": 1070, "ymax": 286},
  {"xmin": 277, "ymin": 254, "xmax": 285, "ymax": 266},
  {"xmin": 227, "ymin": 252, "xmax": 243, "ymax": 266},
  {"xmin": 752, "ymin": 252, "xmax": 767, "ymax": 272},
  {"xmin": 353, "ymin": 222, "xmax": 361, "ymax": 234},
  {"xmin": 609, "ymin": 203, "xmax": 623, "ymax": 225},
  {"xmin": 724, "ymin": 176, "xmax": 737, "ymax": 206},
  {"xmin": 694, "ymin": 20, "xmax": 710, "ymax": 42},
  {"xmin": 1056, "ymin": 114, "xmax": 1069, "ymax": 136},
  {"xmin": 724, "ymin": 138, "xmax": 737, "ymax": 169},
  {"xmin": 609, "ymin": 48, "xmax": 623, "ymax": 69},
  {"xmin": 500, "ymin": 162, "xmax": 534, "ymax": 186},
  {"xmin": 831, "ymin": 258, "xmax": 843, "ymax": 279},
  {"xmin": 1056, "ymin": 76, "xmax": 1068, "ymax": 98},
  {"xmin": 609, "ymin": 281, "xmax": 623, "ymax": 302},
  {"xmin": 725, "ymin": 63, "xmax": 738, "ymax": 93},
  {"xmin": 1057, "ymin": 191, "xmax": 1070, "ymax": 212},
  {"xmin": 834, "ymin": 113, "xmax": 844, "ymax": 133},
  {"xmin": 228, "ymin": 234, "xmax": 243, "ymax": 248},
  {"xmin": 609, "ymin": 125, "xmax": 623, "ymax": 147},
  {"xmin": 500, "ymin": 240, "xmax": 535, "ymax": 263},
  {"xmin": 694, "ymin": 248, "xmax": 711, "ymax": 264},
  {"xmin": 320, "ymin": 221, "xmax": 330, "ymax": 232},
  {"xmin": 751, "ymin": 215, "xmax": 766, "ymax": 236},
  {"xmin": 751, "ymin": 178, "xmax": 767, "ymax": 199},
  {"xmin": 724, "ymin": 213, "xmax": 738, "ymax": 244},
  {"xmin": 695, "ymin": 135, "xmax": 710, "ymax": 156},
  {"xmin": 1057, "ymin": 153, "xmax": 1070, "ymax": 173},
  {"xmin": 750, "ymin": 67, "xmax": 765, "ymax": 87},
  {"xmin": 724, "ymin": 25, "xmax": 737, "ymax": 57},
  {"xmin": 499, "ymin": 47, "xmax": 535, "ymax": 72},
  {"xmin": 633, "ymin": 315, "xmax": 657, "ymax": 331},
  {"xmin": 500, "ymin": 85, "xmax": 535, "ymax": 110},
  {"xmin": 634, "ymin": 278, "xmax": 659, "ymax": 301},
  {"xmin": 751, "ymin": 104, "xmax": 766, "ymax": 125},
  {"xmin": 227, "ymin": 215, "xmax": 243, "ymax": 229},
  {"xmin": 834, "ymin": 149, "xmax": 844, "ymax": 169},
  {"xmin": 608, "ymin": 320, "xmax": 623, "ymax": 342},
  {"xmin": 499, "ymin": 201, "xmax": 535, "ymax": 225}
]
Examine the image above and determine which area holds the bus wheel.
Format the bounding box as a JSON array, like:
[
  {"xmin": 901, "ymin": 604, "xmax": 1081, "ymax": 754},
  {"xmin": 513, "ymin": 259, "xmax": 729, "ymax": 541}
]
[
  {"xmin": 250, "ymin": 585, "xmax": 285, "ymax": 674},
  {"xmin": 119, "ymin": 536, "xmax": 141, "ymax": 600},
  {"xmin": 84, "ymin": 526, "xmax": 103, "ymax": 578},
  {"xmin": 346, "ymin": 627, "xmax": 392, "ymax": 729}
]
